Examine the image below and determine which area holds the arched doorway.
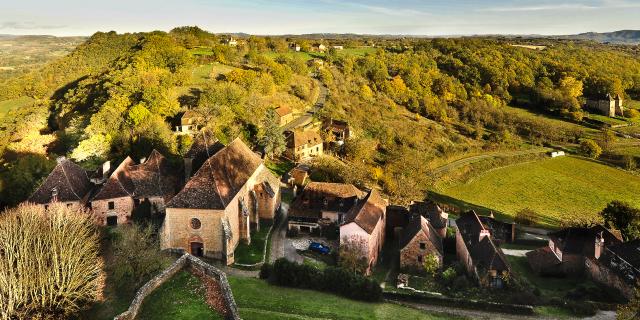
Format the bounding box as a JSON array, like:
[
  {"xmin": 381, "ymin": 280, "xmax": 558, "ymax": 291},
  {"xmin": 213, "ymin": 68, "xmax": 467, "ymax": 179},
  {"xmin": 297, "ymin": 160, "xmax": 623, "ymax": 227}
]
[{"xmin": 189, "ymin": 235, "xmax": 204, "ymax": 257}]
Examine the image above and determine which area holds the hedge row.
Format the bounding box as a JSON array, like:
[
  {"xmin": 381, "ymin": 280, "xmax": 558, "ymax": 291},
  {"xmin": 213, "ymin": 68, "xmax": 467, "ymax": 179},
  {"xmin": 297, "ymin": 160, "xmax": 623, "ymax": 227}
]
[{"xmin": 261, "ymin": 258, "xmax": 382, "ymax": 302}]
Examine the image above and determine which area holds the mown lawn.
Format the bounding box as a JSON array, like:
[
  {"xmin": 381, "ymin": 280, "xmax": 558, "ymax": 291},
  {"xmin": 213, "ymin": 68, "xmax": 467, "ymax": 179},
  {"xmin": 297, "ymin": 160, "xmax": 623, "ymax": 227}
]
[
  {"xmin": 190, "ymin": 63, "xmax": 238, "ymax": 84},
  {"xmin": 137, "ymin": 270, "xmax": 223, "ymax": 320},
  {"xmin": 233, "ymin": 221, "xmax": 273, "ymax": 264},
  {"xmin": 0, "ymin": 96, "xmax": 34, "ymax": 119},
  {"xmin": 228, "ymin": 277, "xmax": 466, "ymax": 320},
  {"xmin": 437, "ymin": 156, "xmax": 640, "ymax": 227}
]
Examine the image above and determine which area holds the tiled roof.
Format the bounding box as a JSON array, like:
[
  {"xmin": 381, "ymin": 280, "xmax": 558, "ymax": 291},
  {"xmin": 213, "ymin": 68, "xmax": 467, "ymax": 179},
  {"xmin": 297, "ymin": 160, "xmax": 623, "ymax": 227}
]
[
  {"xmin": 167, "ymin": 138, "xmax": 263, "ymax": 209},
  {"xmin": 28, "ymin": 159, "xmax": 93, "ymax": 204},
  {"xmin": 399, "ymin": 216, "xmax": 443, "ymax": 254},
  {"xmin": 275, "ymin": 106, "xmax": 292, "ymax": 117},
  {"xmin": 289, "ymin": 182, "xmax": 365, "ymax": 219},
  {"xmin": 550, "ymin": 225, "xmax": 622, "ymax": 255},
  {"xmin": 456, "ymin": 210, "xmax": 510, "ymax": 272},
  {"xmin": 607, "ymin": 239, "xmax": 640, "ymax": 268},
  {"xmin": 288, "ymin": 130, "xmax": 323, "ymax": 149},
  {"xmin": 410, "ymin": 201, "xmax": 447, "ymax": 229},
  {"xmin": 344, "ymin": 189, "xmax": 387, "ymax": 234}
]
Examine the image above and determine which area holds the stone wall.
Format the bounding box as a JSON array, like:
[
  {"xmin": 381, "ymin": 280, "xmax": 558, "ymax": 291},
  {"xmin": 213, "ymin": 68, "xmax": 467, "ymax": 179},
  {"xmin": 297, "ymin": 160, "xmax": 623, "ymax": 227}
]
[
  {"xmin": 114, "ymin": 253, "xmax": 240, "ymax": 320},
  {"xmin": 91, "ymin": 196, "xmax": 134, "ymax": 226}
]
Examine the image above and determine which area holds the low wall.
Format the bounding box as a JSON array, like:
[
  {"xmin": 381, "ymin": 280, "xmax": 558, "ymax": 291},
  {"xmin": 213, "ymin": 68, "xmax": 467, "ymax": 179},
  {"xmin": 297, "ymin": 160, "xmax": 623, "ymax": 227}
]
[{"xmin": 114, "ymin": 253, "xmax": 241, "ymax": 320}]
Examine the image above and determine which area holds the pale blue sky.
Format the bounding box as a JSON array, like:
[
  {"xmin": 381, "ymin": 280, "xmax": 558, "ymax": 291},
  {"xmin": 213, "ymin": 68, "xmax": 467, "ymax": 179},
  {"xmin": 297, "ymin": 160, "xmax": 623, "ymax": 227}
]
[{"xmin": 2, "ymin": 0, "xmax": 640, "ymax": 36}]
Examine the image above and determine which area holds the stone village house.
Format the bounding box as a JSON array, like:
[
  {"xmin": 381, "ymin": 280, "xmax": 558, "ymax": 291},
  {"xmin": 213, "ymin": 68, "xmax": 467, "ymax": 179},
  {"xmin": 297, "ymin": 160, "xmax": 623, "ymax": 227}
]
[
  {"xmin": 287, "ymin": 182, "xmax": 387, "ymax": 274},
  {"xmin": 399, "ymin": 215, "xmax": 444, "ymax": 273},
  {"xmin": 285, "ymin": 129, "xmax": 324, "ymax": 162},
  {"xmin": 275, "ymin": 106, "xmax": 294, "ymax": 127},
  {"xmin": 585, "ymin": 93, "xmax": 624, "ymax": 117},
  {"xmin": 455, "ymin": 211, "xmax": 511, "ymax": 288},
  {"xmin": 160, "ymin": 138, "xmax": 281, "ymax": 265},
  {"xmin": 89, "ymin": 150, "xmax": 180, "ymax": 226},
  {"xmin": 28, "ymin": 158, "xmax": 94, "ymax": 209}
]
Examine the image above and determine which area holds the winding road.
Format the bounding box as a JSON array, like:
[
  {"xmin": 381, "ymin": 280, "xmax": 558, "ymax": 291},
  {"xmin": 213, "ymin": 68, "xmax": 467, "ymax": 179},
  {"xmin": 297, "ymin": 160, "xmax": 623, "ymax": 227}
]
[
  {"xmin": 431, "ymin": 147, "xmax": 552, "ymax": 175},
  {"xmin": 282, "ymin": 78, "xmax": 328, "ymax": 132}
]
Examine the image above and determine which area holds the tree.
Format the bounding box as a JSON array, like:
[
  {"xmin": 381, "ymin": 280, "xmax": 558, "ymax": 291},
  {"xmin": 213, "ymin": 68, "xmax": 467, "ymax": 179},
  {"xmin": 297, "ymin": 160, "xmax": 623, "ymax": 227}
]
[
  {"xmin": 626, "ymin": 109, "xmax": 640, "ymax": 119},
  {"xmin": 111, "ymin": 224, "xmax": 170, "ymax": 290},
  {"xmin": 0, "ymin": 203, "xmax": 104, "ymax": 319},
  {"xmin": 580, "ymin": 139, "xmax": 602, "ymax": 159},
  {"xmin": 617, "ymin": 288, "xmax": 640, "ymax": 320},
  {"xmin": 600, "ymin": 201, "xmax": 640, "ymax": 241},
  {"xmin": 258, "ymin": 108, "xmax": 286, "ymax": 158},
  {"xmin": 339, "ymin": 236, "xmax": 369, "ymax": 274},
  {"xmin": 598, "ymin": 129, "xmax": 617, "ymax": 152},
  {"xmin": 423, "ymin": 253, "xmax": 440, "ymax": 276}
]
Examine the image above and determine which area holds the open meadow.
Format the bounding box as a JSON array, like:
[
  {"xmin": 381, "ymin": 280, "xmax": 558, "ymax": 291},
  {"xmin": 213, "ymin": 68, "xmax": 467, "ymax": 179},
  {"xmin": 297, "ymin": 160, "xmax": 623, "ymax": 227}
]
[{"xmin": 437, "ymin": 156, "xmax": 640, "ymax": 227}]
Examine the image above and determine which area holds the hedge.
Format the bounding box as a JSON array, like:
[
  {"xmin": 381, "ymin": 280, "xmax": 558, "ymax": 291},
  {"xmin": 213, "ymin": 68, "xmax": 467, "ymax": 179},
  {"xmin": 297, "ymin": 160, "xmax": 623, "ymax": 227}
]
[{"xmin": 266, "ymin": 258, "xmax": 382, "ymax": 302}]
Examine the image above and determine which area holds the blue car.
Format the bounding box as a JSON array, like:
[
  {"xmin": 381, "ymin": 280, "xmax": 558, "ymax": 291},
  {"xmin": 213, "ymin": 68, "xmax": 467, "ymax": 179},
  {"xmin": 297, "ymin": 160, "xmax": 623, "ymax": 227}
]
[{"xmin": 308, "ymin": 242, "xmax": 331, "ymax": 255}]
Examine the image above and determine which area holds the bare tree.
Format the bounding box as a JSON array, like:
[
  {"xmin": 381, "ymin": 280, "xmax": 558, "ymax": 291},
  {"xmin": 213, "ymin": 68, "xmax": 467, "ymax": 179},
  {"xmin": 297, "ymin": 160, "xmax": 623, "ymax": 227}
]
[
  {"xmin": 339, "ymin": 235, "xmax": 369, "ymax": 274},
  {"xmin": 0, "ymin": 203, "xmax": 104, "ymax": 319}
]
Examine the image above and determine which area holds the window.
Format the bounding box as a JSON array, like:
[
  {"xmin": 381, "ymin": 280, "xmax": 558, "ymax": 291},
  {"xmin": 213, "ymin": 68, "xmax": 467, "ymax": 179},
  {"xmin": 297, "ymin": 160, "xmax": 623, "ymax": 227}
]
[
  {"xmin": 108, "ymin": 201, "xmax": 115, "ymax": 210},
  {"xmin": 191, "ymin": 218, "xmax": 202, "ymax": 230},
  {"xmin": 417, "ymin": 255, "xmax": 423, "ymax": 263},
  {"xmin": 44, "ymin": 205, "xmax": 49, "ymax": 210},
  {"xmin": 419, "ymin": 242, "xmax": 426, "ymax": 250},
  {"xmin": 67, "ymin": 203, "xmax": 72, "ymax": 208}
]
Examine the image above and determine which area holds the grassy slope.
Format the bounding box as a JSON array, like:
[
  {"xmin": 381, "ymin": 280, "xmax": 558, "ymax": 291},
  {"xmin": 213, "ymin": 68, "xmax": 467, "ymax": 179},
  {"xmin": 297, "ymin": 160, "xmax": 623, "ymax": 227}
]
[
  {"xmin": 0, "ymin": 96, "xmax": 34, "ymax": 119},
  {"xmin": 137, "ymin": 270, "xmax": 223, "ymax": 320},
  {"xmin": 229, "ymin": 277, "xmax": 464, "ymax": 320},
  {"xmin": 234, "ymin": 221, "xmax": 273, "ymax": 264},
  {"xmin": 438, "ymin": 156, "xmax": 640, "ymax": 227}
]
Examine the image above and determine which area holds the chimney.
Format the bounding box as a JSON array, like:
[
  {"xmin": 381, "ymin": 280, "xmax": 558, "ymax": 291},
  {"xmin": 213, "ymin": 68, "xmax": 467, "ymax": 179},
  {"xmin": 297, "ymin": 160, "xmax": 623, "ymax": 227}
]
[
  {"xmin": 102, "ymin": 161, "xmax": 111, "ymax": 179},
  {"xmin": 140, "ymin": 157, "xmax": 147, "ymax": 164},
  {"xmin": 479, "ymin": 229, "xmax": 491, "ymax": 242},
  {"xmin": 184, "ymin": 158, "xmax": 193, "ymax": 181},
  {"xmin": 56, "ymin": 156, "xmax": 66, "ymax": 164},
  {"xmin": 595, "ymin": 231, "xmax": 605, "ymax": 259}
]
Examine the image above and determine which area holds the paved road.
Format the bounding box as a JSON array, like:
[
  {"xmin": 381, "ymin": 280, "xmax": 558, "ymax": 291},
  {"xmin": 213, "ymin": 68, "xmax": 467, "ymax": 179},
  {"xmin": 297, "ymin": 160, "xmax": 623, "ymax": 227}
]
[
  {"xmin": 432, "ymin": 148, "xmax": 552, "ymax": 175},
  {"xmin": 282, "ymin": 78, "xmax": 328, "ymax": 132}
]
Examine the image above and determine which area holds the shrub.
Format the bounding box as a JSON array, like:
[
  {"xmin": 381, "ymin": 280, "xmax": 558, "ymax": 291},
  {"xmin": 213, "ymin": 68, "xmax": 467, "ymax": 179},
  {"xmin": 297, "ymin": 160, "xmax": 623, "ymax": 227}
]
[
  {"xmin": 259, "ymin": 262, "xmax": 272, "ymax": 280},
  {"xmin": 580, "ymin": 139, "xmax": 602, "ymax": 159},
  {"xmin": 271, "ymin": 258, "xmax": 382, "ymax": 302},
  {"xmin": 515, "ymin": 208, "xmax": 539, "ymax": 226},
  {"xmin": 625, "ymin": 108, "xmax": 640, "ymax": 119},
  {"xmin": 0, "ymin": 203, "xmax": 104, "ymax": 319},
  {"xmin": 441, "ymin": 267, "xmax": 457, "ymax": 285},
  {"xmin": 423, "ymin": 253, "xmax": 440, "ymax": 276},
  {"xmin": 452, "ymin": 275, "xmax": 471, "ymax": 291}
]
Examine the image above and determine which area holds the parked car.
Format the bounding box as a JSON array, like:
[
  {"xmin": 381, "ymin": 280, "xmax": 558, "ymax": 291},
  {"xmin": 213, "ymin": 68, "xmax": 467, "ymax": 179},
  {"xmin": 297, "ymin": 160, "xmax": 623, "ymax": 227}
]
[{"xmin": 308, "ymin": 242, "xmax": 331, "ymax": 255}]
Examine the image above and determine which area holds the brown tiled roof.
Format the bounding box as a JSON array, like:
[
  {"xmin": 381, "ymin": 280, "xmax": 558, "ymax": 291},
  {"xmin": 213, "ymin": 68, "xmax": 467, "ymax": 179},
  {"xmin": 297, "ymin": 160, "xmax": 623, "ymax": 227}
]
[
  {"xmin": 473, "ymin": 236, "xmax": 510, "ymax": 272},
  {"xmin": 410, "ymin": 201, "xmax": 447, "ymax": 230},
  {"xmin": 28, "ymin": 159, "xmax": 92, "ymax": 204},
  {"xmin": 399, "ymin": 216, "xmax": 443, "ymax": 254},
  {"xmin": 181, "ymin": 110, "xmax": 200, "ymax": 126},
  {"xmin": 550, "ymin": 225, "xmax": 622, "ymax": 255},
  {"xmin": 344, "ymin": 189, "xmax": 387, "ymax": 234},
  {"xmin": 288, "ymin": 130, "xmax": 323, "ymax": 149},
  {"xmin": 275, "ymin": 106, "xmax": 292, "ymax": 117},
  {"xmin": 289, "ymin": 182, "xmax": 365, "ymax": 219},
  {"xmin": 455, "ymin": 211, "xmax": 487, "ymax": 236},
  {"xmin": 608, "ymin": 239, "xmax": 640, "ymax": 268},
  {"xmin": 92, "ymin": 157, "xmax": 135, "ymax": 201},
  {"xmin": 167, "ymin": 138, "xmax": 263, "ymax": 209}
]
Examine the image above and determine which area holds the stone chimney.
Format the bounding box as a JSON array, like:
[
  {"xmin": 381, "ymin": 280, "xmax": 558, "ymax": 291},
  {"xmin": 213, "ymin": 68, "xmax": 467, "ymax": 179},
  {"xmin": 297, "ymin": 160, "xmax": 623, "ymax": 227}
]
[
  {"xmin": 184, "ymin": 158, "xmax": 193, "ymax": 181},
  {"xmin": 102, "ymin": 161, "xmax": 111, "ymax": 180},
  {"xmin": 594, "ymin": 231, "xmax": 605, "ymax": 259}
]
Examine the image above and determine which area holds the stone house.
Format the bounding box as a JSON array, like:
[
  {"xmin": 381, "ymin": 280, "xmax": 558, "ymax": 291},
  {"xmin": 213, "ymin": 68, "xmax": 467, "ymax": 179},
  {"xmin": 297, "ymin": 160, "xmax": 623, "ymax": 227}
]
[
  {"xmin": 323, "ymin": 119, "xmax": 352, "ymax": 148},
  {"xmin": 409, "ymin": 200, "xmax": 448, "ymax": 238},
  {"xmin": 478, "ymin": 213, "xmax": 516, "ymax": 244},
  {"xmin": 285, "ymin": 129, "xmax": 323, "ymax": 162},
  {"xmin": 28, "ymin": 157, "xmax": 94, "ymax": 209},
  {"xmin": 287, "ymin": 165, "xmax": 310, "ymax": 189},
  {"xmin": 275, "ymin": 106, "xmax": 294, "ymax": 127},
  {"xmin": 526, "ymin": 225, "xmax": 622, "ymax": 276},
  {"xmin": 339, "ymin": 189, "xmax": 387, "ymax": 275},
  {"xmin": 161, "ymin": 138, "xmax": 280, "ymax": 265},
  {"xmin": 455, "ymin": 211, "xmax": 511, "ymax": 288},
  {"xmin": 288, "ymin": 182, "xmax": 365, "ymax": 233},
  {"xmin": 585, "ymin": 93, "xmax": 624, "ymax": 117},
  {"xmin": 290, "ymin": 43, "xmax": 301, "ymax": 52},
  {"xmin": 312, "ymin": 43, "xmax": 326, "ymax": 52},
  {"xmin": 586, "ymin": 239, "xmax": 640, "ymax": 300},
  {"xmin": 90, "ymin": 150, "xmax": 179, "ymax": 226},
  {"xmin": 399, "ymin": 216, "xmax": 443, "ymax": 273},
  {"xmin": 175, "ymin": 110, "xmax": 200, "ymax": 134}
]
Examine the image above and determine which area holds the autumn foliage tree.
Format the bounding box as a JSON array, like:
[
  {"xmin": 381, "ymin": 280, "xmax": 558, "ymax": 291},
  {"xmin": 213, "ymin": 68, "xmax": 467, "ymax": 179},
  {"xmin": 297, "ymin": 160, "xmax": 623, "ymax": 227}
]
[
  {"xmin": 339, "ymin": 236, "xmax": 369, "ymax": 274},
  {"xmin": 0, "ymin": 203, "xmax": 104, "ymax": 320}
]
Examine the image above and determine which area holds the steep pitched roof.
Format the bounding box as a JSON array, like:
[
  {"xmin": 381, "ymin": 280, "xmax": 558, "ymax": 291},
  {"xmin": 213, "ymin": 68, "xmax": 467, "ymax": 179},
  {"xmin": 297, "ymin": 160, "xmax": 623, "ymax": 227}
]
[
  {"xmin": 399, "ymin": 216, "xmax": 443, "ymax": 254},
  {"xmin": 288, "ymin": 130, "xmax": 323, "ymax": 149},
  {"xmin": 289, "ymin": 182, "xmax": 365, "ymax": 219},
  {"xmin": 455, "ymin": 211, "xmax": 487, "ymax": 237},
  {"xmin": 410, "ymin": 200, "xmax": 447, "ymax": 229},
  {"xmin": 550, "ymin": 225, "xmax": 622, "ymax": 254},
  {"xmin": 344, "ymin": 189, "xmax": 387, "ymax": 234},
  {"xmin": 91, "ymin": 157, "xmax": 136, "ymax": 201},
  {"xmin": 28, "ymin": 159, "xmax": 92, "ymax": 204},
  {"xmin": 607, "ymin": 239, "xmax": 640, "ymax": 268},
  {"xmin": 167, "ymin": 138, "xmax": 263, "ymax": 209},
  {"xmin": 473, "ymin": 236, "xmax": 510, "ymax": 272}
]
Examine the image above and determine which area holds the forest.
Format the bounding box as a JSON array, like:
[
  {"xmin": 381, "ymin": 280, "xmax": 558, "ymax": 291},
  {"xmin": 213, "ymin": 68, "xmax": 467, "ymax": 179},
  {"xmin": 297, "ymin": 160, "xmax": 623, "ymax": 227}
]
[{"xmin": 1, "ymin": 26, "xmax": 640, "ymax": 208}]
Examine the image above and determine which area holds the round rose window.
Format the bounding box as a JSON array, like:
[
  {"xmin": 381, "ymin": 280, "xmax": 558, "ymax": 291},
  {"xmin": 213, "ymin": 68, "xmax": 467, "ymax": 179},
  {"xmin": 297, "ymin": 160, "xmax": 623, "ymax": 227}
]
[{"xmin": 190, "ymin": 218, "xmax": 201, "ymax": 229}]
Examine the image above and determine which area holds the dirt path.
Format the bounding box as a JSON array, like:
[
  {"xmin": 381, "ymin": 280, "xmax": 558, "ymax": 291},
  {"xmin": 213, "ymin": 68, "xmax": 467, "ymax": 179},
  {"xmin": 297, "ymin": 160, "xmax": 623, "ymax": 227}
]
[
  {"xmin": 432, "ymin": 148, "xmax": 552, "ymax": 175},
  {"xmin": 282, "ymin": 78, "xmax": 328, "ymax": 131}
]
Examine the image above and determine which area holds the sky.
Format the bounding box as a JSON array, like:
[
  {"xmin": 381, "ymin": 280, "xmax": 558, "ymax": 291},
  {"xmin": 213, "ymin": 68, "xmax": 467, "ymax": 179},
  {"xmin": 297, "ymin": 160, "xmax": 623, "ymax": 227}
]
[{"xmin": 2, "ymin": 0, "xmax": 640, "ymax": 36}]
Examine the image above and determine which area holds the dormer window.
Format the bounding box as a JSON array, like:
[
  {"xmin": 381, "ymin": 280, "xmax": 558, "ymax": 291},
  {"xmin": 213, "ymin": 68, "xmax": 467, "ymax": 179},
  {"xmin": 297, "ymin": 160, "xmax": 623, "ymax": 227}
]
[{"xmin": 51, "ymin": 187, "xmax": 58, "ymax": 201}]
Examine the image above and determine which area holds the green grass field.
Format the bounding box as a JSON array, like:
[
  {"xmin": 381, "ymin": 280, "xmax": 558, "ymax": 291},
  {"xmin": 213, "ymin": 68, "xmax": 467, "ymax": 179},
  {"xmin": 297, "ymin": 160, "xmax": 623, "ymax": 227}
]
[
  {"xmin": 437, "ymin": 156, "xmax": 640, "ymax": 227},
  {"xmin": 503, "ymin": 105, "xmax": 599, "ymax": 138},
  {"xmin": 233, "ymin": 221, "xmax": 273, "ymax": 264},
  {"xmin": 0, "ymin": 96, "xmax": 34, "ymax": 119},
  {"xmin": 228, "ymin": 277, "xmax": 464, "ymax": 320},
  {"xmin": 190, "ymin": 63, "xmax": 238, "ymax": 84},
  {"xmin": 137, "ymin": 270, "xmax": 223, "ymax": 320}
]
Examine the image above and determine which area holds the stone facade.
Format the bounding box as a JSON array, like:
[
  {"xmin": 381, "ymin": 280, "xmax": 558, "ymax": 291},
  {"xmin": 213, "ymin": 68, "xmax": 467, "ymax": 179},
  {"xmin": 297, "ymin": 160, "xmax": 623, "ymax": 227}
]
[
  {"xmin": 400, "ymin": 229, "xmax": 443, "ymax": 273},
  {"xmin": 585, "ymin": 94, "xmax": 624, "ymax": 117},
  {"xmin": 91, "ymin": 196, "xmax": 134, "ymax": 226}
]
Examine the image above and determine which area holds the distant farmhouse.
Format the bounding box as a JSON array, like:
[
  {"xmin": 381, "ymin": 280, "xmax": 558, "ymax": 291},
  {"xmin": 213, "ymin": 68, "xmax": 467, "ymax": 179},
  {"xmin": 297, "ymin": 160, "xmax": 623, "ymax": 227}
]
[
  {"xmin": 275, "ymin": 106, "xmax": 294, "ymax": 127},
  {"xmin": 175, "ymin": 110, "xmax": 200, "ymax": 134},
  {"xmin": 285, "ymin": 129, "xmax": 324, "ymax": 161},
  {"xmin": 161, "ymin": 138, "xmax": 281, "ymax": 264},
  {"xmin": 585, "ymin": 93, "xmax": 624, "ymax": 117},
  {"xmin": 455, "ymin": 211, "xmax": 511, "ymax": 288},
  {"xmin": 288, "ymin": 182, "xmax": 387, "ymax": 274}
]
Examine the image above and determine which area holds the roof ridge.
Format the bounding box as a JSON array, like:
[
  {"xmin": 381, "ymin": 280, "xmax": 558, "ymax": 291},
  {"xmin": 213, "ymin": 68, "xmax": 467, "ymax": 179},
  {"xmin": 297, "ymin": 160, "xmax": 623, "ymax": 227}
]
[{"xmin": 60, "ymin": 160, "xmax": 82, "ymax": 200}]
